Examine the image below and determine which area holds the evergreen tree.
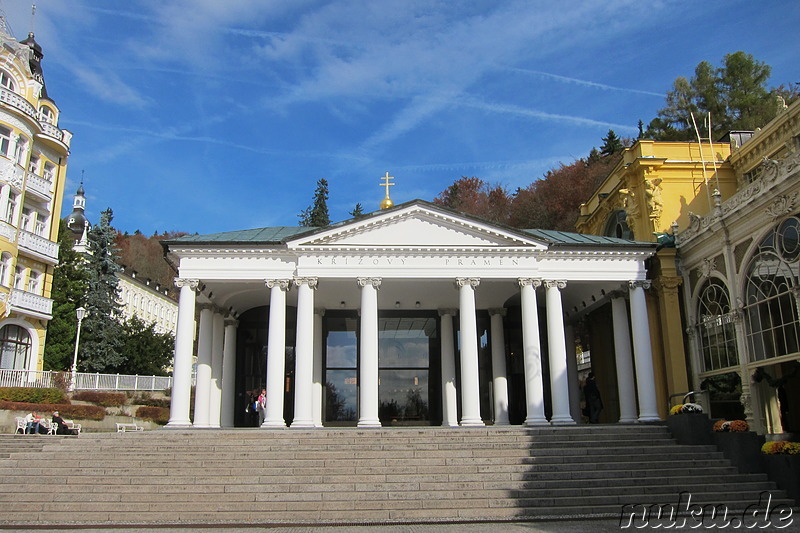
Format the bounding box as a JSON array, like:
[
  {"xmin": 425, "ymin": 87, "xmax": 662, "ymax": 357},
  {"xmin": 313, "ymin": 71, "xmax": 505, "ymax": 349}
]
[
  {"xmin": 80, "ymin": 208, "xmax": 125, "ymax": 372},
  {"xmin": 600, "ymin": 129, "xmax": 623, "ymax": 155},
  {"xmin": 120, "ymin": 315, "xmax": 174, "ymax": 376},
  {"xmin": 349, "ymin": 203, "xmax": 365, "ymax": 218},
  {"xmin": 298, "ymin": 178, "xmax": 331, "ymax": 227},
  {"xmin": 42, "ymin": 222, "xmax": 89, "ymax": 370}
]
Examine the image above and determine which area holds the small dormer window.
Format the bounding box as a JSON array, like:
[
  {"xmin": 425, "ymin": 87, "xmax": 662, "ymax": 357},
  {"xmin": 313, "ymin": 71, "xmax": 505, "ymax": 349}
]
[{"xmin": 0, "ymin": 71, "xmax": 15, "ymax": 92}]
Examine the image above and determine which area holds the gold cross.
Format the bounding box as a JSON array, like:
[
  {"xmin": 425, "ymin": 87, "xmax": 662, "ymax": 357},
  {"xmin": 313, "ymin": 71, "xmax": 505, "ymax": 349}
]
[{"xmin": 380, "ymin": 171, "xmax": 394, "ymax": 196}]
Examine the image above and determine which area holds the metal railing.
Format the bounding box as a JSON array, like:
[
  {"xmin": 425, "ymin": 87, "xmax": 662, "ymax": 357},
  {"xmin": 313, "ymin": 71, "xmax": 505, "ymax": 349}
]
[{"xmin": 0, "ymin": 369, "xmax": 175, "ymax": 391}]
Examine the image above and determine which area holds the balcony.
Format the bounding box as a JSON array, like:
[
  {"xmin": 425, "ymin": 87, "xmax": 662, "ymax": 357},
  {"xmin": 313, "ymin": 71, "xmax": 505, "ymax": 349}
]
[
  {"xmin": 0, "ymin": 220, "xmax": 15, "ymax": 242},
  {"xmin": 17, "ymin": 229, "xmax": 58, "ymax": 263},
  {"xmin": 0, "ymin": 87, "xmax": 71, "ymax": 147},
  {"xmin": 23, "ymin": 171, "xmax": 53, "ymax": 200},
  {"xmin": 9, "ymin": 289, "xmax": 53, "ymax": 319}
]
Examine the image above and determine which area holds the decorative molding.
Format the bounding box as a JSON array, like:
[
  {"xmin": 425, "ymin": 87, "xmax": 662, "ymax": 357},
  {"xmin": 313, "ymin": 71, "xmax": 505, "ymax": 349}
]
[
  {"xmin": 293, "ymin": 277, "xmax": 319, "ymax": 289},
  {"xmin": 645, "ymin": 177, "xmax": 663, "ymax": 222},
  {"xmin": 517, "ymin": 278, "xmax": 541, "ymax": 289},
  {"xmin": 628, "ymin": 280, "xmax": 652, "ymax": 290},
  {"xmin": 697, "ymin": 257, "xmax": 716, "ymax": 280},
  {"xmin": 765, "ymin": 193, "xmax": 798, "ymax": 220},
  {"xmin": 543, "ymin": 280, "xmax": 567, "ymax": 290},
  {"xmin": 438, "ymin": 308, "xmax": 458, "ymax": 317},
  {"xmin": 356, "ymin": 277, "xmax": 382, "ymax": 289},
  {"xmin": 174, "ymin": 278, "xmax": 200, "ymax": 291},
  {"xmin": 455, "ymin": 277, "xmax": 480, "ymax": 289},
  {"xmin": 488, "ymin": 308, "xmax": 507, "ymax": 317},
  {"xmin": 265, "ymin": 279, "xmax": 292, "ymax": 291}
]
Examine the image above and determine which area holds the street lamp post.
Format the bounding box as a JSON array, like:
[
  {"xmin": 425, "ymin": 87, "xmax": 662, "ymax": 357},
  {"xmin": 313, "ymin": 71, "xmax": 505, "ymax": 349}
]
[{"xmin": 70, "ymin": 307, "xmax": 86, "ymax": 392}]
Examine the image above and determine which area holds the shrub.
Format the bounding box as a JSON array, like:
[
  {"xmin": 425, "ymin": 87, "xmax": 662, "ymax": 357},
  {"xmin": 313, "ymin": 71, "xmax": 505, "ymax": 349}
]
[
  {"xmin": 72, "ymin": 391, "xmax": 127, "ymax": 407},
  {"xmin": 0, "ymin": 401, "xmax": 105, "ymax": 420},
  {"xmin": 670, "ymin": 403, "xmax": 703, "ymax": 415},
  {"xmin": 0, "ymin": 387, "xmax": 67, "ymax": 404},
  {"xmin": 713, "ymin": 420, "xmax": 727, "ymax": 431},
  {"xmin": 728, "ymin": 420, "xmax": 749, "ymax": 432},
  {"xmin": 762, "ymin": 441, "xmax": 788, "ymax": 454},
  {"xmin": 136, "ymin": 406, "xmax": 169, "ymax": 425}
]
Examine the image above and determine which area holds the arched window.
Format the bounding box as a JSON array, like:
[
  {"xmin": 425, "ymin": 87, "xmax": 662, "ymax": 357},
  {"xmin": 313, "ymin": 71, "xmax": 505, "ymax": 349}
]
[
  {"xmin": 603, "ymin": 210, "xmax": 633, "ymax": 239},
  {"xmin": 0, "ymin": 253, "xmax": 11, "ymax": 287},
  {"xmin": 696, "ymin": 278, "xmax": 738, "ymax": 371},
  {"xmin": 0, "ymin": 324, "xmax": 32, "ymax": 370},
  {"xmin": 0, "ymin": 70, "xmax": 16, "ymax": 92},
  {"xmin": 743, "ymin": 216, "xmax": 800, "ymax": 361},
  {"xmin": 38, "ymin": 105, "xmax": 54, "ymax": 124}
]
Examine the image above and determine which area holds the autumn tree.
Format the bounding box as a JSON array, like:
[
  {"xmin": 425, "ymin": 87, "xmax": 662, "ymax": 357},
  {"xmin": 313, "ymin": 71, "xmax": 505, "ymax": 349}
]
[
  {"xmin": 433, "ymin": 177, "xmax": 512, "ymax": 225},
  {"xmin": 298, "ymin": 178, "xmax": 331, "ymax": 227}
]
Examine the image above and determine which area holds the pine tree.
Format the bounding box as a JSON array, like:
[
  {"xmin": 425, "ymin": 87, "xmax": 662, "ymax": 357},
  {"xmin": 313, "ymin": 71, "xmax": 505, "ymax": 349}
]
[
  {"xmin": 79, "ymin": 208, "xmax": 125, "ymax": 372},
  {"xmin": 298, "ymin": 178, "xmax": 331, "ymax": 227},
  {"xmin": 600, "ymin": 130, "xmax": 623, "ymax": 155},
  {"xmin": 349, "ymin": 203, "xmax": 365, "ymax": 218},
  {"xmin": 42, "ymin": 222, "xmax": 89, "ymax": 370}
]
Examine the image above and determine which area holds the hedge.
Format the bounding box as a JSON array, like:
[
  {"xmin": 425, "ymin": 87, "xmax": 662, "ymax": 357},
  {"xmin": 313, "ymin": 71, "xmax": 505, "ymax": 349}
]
[
  {"xmin": 135, "ymin": 406, "xmax": 169, "ymax": 425},
  {"xmin": 0, "ymin": 401, "xmax": 105, "ymax": 420},
  {"xmin": 0, "ymin": 387, "xmax": 67, "ymax": 404},
  {"xmin": 73, "ymin": 391, "xmax": 127, "ymax": 407}
]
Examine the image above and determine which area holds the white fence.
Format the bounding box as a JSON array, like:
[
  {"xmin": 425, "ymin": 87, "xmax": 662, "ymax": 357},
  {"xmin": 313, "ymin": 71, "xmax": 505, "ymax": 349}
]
[{"xmin": 0, "ymin": 369, "xmax": 174, "ymax": 392}]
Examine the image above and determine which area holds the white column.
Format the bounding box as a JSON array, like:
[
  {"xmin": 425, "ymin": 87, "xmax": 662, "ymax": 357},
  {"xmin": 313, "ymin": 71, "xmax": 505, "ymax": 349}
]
[
  {"xmin": 167, "ymin": 278, "xmax": 198, "ymax": 427},
  {"xmin": 489, "ymin": 308, "xmax": 510, "ymax": 425},
  {"xmin": 312, "ymin": 309, "xmax": 324, "ymax": 427},
  {"xmin": 545, "ymin": 280, "xmax": 574, "ymax": 425},
  {"xmin": 519, "ymin": 278, "xmax": 547, "ymax": 425},
  {"xmin": 220, "ymin": 316, "xmax": 238, "ymax": 428},
  {"xmin": 263, "ymin": 279, "xmax": 291, "ymax": 427},
  {"xmin": 291, "ymin": 277, "xmax": 317, "ymax": 428},
  {"xmin": 611, "ymin": 293, "xmax": 638, "ymax": 423},
  {"xmin": 439, "ymin": 308, "xmax": 459, "ymax": 427},
  {"xmin": 457, "ymin": 278, "xmax": 484, "ymax": 426},
  {"xmin": 193, "ymin": 305, "xmax": 214, "ymax": 428},
  {"xmin": 564, "ymin": 323, "xmax": 581, "ymax": 423},
  {"xmin": 358, "ymin": 277, "xmax": 382, "ymax": 427},
  {"xmin": 629, "ymin": 281, "xmax": 660, "ymax": 422},
  {"xmin": 209, "ymin": 311, "xmax": 225, "ymax": 428}
]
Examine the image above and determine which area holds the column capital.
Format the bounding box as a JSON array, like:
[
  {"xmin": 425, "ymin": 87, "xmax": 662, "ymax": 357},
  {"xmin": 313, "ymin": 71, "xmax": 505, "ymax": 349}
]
[
  {"xmin": 224, "ymin": 317, "xmax": 239, "ymax": 328},
  {"xmin": 455, "ymin": 277, "xmax": 480, "ymax": 289},
  {"xmin": 174, "ymin": 277, "xmax": 200, "ymax": 291},
  {"xmin": 544, "ymin": 279, "xmax": 567, "ymax": 290},
  {"xmin": 517, "ymin": 277, "xmax": 542, "ymax": 288},
  {"xmin": 488, "ymin": 308, "xmax": 507, "ymax": 317},
  {"xmin": 265, "ymin": 279, "xmax": 292, "ymax": 291},
  {"xmin": 198, "ymin": 303, "xmax": 214, "ymax": 312},
  {"xmin": 438, "ymin": 308, "xmax": 458, "ymax": 317},
  {"xmin": 608, "ymin": 289, "xmax": 627, "ymax": 300},
  {"xmin": 294, "ymin": 277, "xmax": 319, "ymax": 289},
  {"xmin": 357, "ymin": 277, "xmax": 382, "ymax": 289},
  {"xmin": 315, "ymin": 308, "xmax": 326, "ymax": 317},
  {"xmin": 628, "ymin": 280, "xmax": 652, "ymax": 290}
]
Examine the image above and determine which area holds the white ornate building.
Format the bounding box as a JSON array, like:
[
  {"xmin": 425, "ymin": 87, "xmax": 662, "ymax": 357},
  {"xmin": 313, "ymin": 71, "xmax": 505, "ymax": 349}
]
[
  {"xmin": 678, "ymin": 99, "xmax": 800, "ymax": 436},
  {"xmin": 163, "ymin": 199, "xmax": 662, "ymax": 429}
]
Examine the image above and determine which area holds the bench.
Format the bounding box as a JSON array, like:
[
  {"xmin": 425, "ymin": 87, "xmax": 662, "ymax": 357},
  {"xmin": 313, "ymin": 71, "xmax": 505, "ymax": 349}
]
[
  {"xmin": 14, "ymin": 417, "xmax": 26, "ymax": 434},
  {"xmin": 116, "ymin": 423, "xmax": 144, "ymax": 432},
  {"xmin": 63, "ymin": 420, "xmax": 81, "ymax": 435}
]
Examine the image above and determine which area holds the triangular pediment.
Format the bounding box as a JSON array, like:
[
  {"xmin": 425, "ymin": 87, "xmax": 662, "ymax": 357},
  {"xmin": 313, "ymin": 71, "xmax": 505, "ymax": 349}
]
[{"xmin": 287, "ymin": 202, "xmax": 548, "ymax": 250}]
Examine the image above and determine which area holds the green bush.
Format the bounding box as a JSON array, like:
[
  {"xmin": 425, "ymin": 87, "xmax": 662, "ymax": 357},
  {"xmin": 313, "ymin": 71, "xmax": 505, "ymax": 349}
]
[
  {"xmin": 73, "ymin": 391, "xmax": 127, "ymax": 407},
  {"xmin": 136, "ymin": 406, "xmax": 169, "ymax": 425},
  {"xmin": 0, "ymin": 401, "xmax": 105, "ymax": 420},
  {"xmin": 0, "ymin": 387, "xmax": 67, "ymax": 404},
  {"xmin": 136, "ymin": 397, "xmax": 170, "ymax": 408}
]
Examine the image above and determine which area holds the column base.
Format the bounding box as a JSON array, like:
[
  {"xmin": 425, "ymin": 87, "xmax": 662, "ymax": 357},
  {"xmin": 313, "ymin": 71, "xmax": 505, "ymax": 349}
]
[
  {"xmin": 618, "ymin": 417, "xmax": 638, "ymax": 424},
  {"xmin": 524, "ymin": 417, "xmax": 549, "ymax": 426},
  {"xmin": 290, "ymin": 420, "xmax": 315, "ymax": 428},
  {"xmin": 357, "ymin": 420, "xmax": 382, "ymax": 428},
  {"xmin": 261, "ymin": 419, "xmax": 287, "ymax": 428},
  {"xmin": 459, "ymin": 418, "xmax": 485, "ymax": 427},
  {"xmin": 165, "ymin": 420, "xmax": 192, "ymax": 428},
  {"xmin": 638, "ymin": 416, "xmax": 662, "ymax": 423},
  {"xmin": 550, "ymin": 417, "xmax": 576, "ymax": 425}
]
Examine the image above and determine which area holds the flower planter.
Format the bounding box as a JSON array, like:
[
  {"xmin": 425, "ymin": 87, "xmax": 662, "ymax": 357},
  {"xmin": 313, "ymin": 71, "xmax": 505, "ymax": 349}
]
[
  {"xmin": 666, "ymin": 413, "xmax": 713, "ymax": 445},
  {"xmin": 760, "ymin": 454, "xmax": 800, "ymax": 504},
  {"xmin": 712, "ymin": 431, "xmax": 765, "ymax": 474}
]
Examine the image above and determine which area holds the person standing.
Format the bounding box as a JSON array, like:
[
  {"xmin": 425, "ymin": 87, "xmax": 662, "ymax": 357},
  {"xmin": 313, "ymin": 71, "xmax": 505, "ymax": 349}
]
[
  {"xmin": 256, "ymin": 388, "xmax": 267, "ymax": 426},
  {"xmin": 583, "ymin": 372, "xmax": 603, "ymax": 424}
]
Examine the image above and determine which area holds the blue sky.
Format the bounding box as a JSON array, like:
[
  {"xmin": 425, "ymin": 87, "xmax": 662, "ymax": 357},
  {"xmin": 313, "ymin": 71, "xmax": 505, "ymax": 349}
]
[{"xmin": 3, "ymin": 1, "xmax": 799, "ymax": 235}]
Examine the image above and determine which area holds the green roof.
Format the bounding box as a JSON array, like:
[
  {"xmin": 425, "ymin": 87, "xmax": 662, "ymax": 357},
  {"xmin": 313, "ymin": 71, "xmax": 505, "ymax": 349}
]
[
  {"xmin": 520, "ymin": 229, "xmax": 648, "ymax": 247},
  {"xmin": 167, "ymin": 226, "xmax": 315, "ymax": 245}
]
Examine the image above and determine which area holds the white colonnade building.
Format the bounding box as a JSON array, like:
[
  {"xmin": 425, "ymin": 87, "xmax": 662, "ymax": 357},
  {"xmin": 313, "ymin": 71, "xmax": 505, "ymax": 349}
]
[{"xmin": 163, "ymin": 200, "xmax": 661, "ymax": 428}]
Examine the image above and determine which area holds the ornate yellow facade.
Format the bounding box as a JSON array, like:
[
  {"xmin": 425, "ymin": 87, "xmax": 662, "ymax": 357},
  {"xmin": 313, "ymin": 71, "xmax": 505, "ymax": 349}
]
[
  {"xmin": 0, "ymin": 22, "xmax": 71, "ymax": 371},
  {"xmin": 576, "ymin": 140, "xmax": 736, "ymax": 418}
]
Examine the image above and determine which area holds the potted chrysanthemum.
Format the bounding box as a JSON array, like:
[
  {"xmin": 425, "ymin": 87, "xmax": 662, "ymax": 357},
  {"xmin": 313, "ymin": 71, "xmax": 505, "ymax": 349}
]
[
  {"xmin": 711, "ymin": 419, "xmax": 764, "ymax": 474},
  {"xmin": 666, "ymin": 403, "xmax": 712, "ymax": 445},
  {"xmin": 761, "ymin": 441, "xmax": 800, "ymax": 503}
]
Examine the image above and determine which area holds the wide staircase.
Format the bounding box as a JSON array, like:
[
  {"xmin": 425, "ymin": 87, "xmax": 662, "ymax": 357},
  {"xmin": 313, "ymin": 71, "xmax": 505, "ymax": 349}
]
[{"xmin": 0, "ymin": 425, "xmax": 791, "ymax": 527}]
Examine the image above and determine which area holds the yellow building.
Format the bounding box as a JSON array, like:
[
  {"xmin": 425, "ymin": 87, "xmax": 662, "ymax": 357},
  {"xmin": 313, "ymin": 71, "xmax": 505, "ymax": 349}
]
[
  {"xmin": 576, "ymin": 140, "xmax": 736, "ymax": 420},
  {"xmin": 0, "ymin": 22, "xmax": 71, "ymax": 372}
]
